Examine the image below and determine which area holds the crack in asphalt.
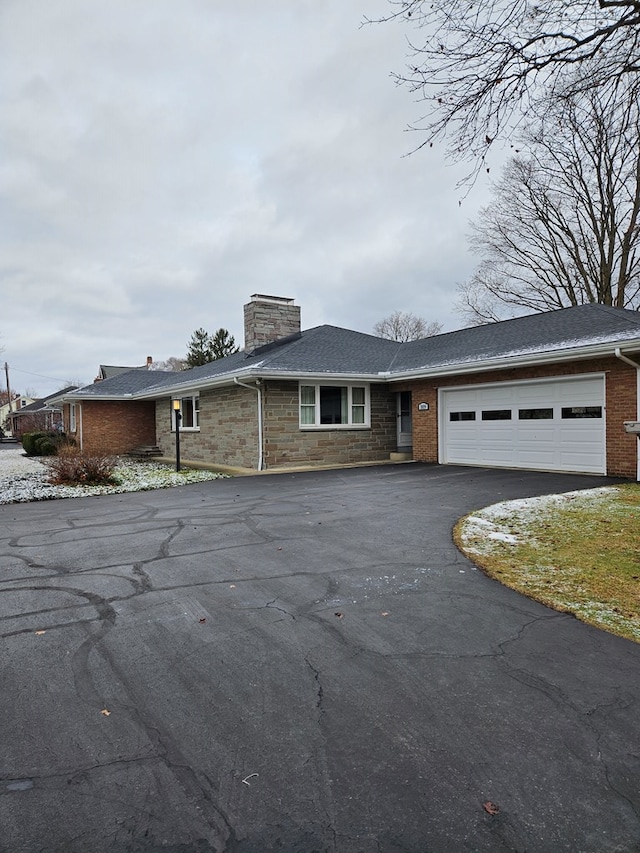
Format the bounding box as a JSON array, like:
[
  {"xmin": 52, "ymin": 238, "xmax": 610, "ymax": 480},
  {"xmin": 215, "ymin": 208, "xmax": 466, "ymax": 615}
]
[{"xmin": 1, "ymin": 467, "xmax": 639, "ymax": 852}]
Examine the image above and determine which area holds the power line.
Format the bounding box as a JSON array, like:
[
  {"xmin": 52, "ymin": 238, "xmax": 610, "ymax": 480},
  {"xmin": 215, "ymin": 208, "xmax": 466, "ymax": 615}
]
[{"xmin": 5, "ymin": 366, "xmax": 81, "ymax": 383}]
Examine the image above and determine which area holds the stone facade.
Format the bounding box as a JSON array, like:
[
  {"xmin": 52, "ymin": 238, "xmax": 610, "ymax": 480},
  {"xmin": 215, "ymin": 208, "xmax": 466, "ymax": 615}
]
[
  {"xmin": 154, "ymin": 380, "xmax": 397, "ymax": 470},
  {"xmin": 393, "ymin": 355, "xmax": 639, "ymax": 479},
  {"xmin": 243, "ymin": 295, "xmax": 301, "ymax": 351},
  {"xmin": 262, "ymin": 380, "xmax": 397, "ymax": 468},
  {"xmin": 156, "ymin": 386, "xmax": 260, "ymax": 469}
]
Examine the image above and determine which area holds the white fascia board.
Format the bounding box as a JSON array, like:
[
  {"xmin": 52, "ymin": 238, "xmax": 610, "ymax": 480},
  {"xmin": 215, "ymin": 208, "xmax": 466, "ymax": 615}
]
[
  {"xmin": 56, "ymin": 393, "xmax": 136, "ymax": 402},
  {"xmin": 134, "ymin": 372, "xmax": 256, "ymax": 399},
  {"xmin": 388, "ymin": 338, "xmax": 640, "ymax": 382},
  {"xmin": 254, "ymin": 370, "xmax": 382, "ymax": 383},
  {"xmin": 133, "ymin": 369, "xmax": 384, "ymax": 398}
]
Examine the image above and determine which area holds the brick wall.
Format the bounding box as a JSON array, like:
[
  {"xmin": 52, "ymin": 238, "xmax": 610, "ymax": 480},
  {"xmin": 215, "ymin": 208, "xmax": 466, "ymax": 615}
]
[
  {"xmin": 394, "ymin": 356, "xmax": 639, "ymax": 478},
  {"xmin": 65, "ymin": 400, "xmax": 156, "ymax": 454}
]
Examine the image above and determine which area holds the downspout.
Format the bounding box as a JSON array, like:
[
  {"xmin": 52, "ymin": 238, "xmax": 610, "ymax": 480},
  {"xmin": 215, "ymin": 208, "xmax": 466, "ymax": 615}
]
[
  {"xmin": 78, "ymin": 403, "xmax": 83, "ymax": 451},
  {"xmin": 233, "ymin": 377, "xmax": 264, "ymax": 471},
  {"xmin": 614, "ymin": 348, "xmax": 640, "ymax": 481}
]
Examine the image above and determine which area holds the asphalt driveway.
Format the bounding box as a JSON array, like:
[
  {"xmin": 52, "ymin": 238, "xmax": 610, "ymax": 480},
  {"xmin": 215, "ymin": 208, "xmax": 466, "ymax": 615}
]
[{"xmin": 1, "ymin": 463, "xmax": 639, "ymax": 852}]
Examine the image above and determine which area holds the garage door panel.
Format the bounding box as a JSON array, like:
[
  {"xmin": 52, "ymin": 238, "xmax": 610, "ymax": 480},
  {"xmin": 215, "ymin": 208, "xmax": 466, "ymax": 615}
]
[{"xmin": 441, "ymin": 377, "xmax": 605, "ymax": 474}]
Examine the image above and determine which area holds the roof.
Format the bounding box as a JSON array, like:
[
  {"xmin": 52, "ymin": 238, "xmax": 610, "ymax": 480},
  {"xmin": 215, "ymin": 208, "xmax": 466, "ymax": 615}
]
[
  {"xmin": 10, "ymin": 387, "xmax": 78, "ymax": 415},
  {"xmin": 390, "ymin": 303, "xmax": 640, "ymax": 374},
  {"xmin": 97, "ymin": 364, "xmax": 150, "ymax": 380},
  {"xmin": 64, "ymin": 304, "xmax": 640, "ymax": 401}
]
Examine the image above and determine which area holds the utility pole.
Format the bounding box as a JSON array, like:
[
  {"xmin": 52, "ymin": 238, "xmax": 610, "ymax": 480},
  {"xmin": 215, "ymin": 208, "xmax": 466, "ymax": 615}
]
[{"xmin": 4, "ymin": 363, "xmax": 12, "ymax": 411}]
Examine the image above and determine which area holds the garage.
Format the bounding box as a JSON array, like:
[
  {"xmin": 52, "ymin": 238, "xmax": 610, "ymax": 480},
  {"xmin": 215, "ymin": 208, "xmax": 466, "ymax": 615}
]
[{"xmin": 440, "ymin": 375, "xmax": 606, "ymax": 474}]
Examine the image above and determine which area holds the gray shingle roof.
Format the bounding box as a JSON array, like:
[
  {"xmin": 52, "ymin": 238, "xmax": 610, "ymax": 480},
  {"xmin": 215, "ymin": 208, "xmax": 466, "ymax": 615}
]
[
  {"xmin": 67, "ymin": 304, "xmax": 640, "ymax": 399},
  {"xmin": 67, "ymin": 370, "xmax": 183, "ymax": 397},
  {"xmin": 11, "ymin": 387, "xmax": 78, "ymax": 414},
  {"xmin": 390, "ymin": 303, "xmax": 640, "ymax": 373}
]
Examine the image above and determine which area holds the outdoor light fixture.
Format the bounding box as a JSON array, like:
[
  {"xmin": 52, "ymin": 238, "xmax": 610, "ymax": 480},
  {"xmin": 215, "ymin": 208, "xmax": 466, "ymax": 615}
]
[{"xmin": 172, "ymin": 399, "xmax": 181, "ymax": 471}]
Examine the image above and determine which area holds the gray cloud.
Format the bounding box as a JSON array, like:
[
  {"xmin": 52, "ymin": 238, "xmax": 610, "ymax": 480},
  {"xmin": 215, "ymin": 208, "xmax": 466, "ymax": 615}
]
[{"xmin": 1, "ymin": 0, "xmax": 490, "ymax": 396}]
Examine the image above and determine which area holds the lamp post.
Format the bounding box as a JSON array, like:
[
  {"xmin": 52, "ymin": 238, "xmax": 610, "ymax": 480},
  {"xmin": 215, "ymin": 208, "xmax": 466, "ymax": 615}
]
[{"xmin": 172, "ymin": 399, "xmax": 181, "ymax": 472}]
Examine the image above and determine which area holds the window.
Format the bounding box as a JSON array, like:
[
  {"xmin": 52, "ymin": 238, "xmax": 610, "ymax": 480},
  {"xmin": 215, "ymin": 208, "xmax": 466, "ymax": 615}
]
[
  {"xmin": 299, "ymin": 383, "xmax": 369, "ymax": 428},
  {"xmin": 69, "ymin": 404, "xmax": 77, "ymax": 433},
  {"xmin": 561, "ymin": 406, "xmax": 602, "ymax": 419},
  {"xmin": 449, "ymin": 411, "xmax": 476, "ymax": 422},
  {"xmin": 519, "ymin": 408, "xmax": 553, "ymax": 420},
  {"xmin": 172, "ymin": 395, "xmax": 200, "ymax": 430},
  {"xmin": 481, "ymin": 409, "xmax": 512, "ymax": 420}
]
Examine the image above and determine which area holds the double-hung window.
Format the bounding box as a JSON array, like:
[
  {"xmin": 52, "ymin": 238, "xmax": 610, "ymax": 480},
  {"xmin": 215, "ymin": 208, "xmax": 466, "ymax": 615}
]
[
  {"xmin": 69, "ymin": 404, "xmax": 77, "ymax": 433},
  {"xmin": 172, "ymin": 395, "xmax": 200, "ymax": 431},
  {"xmin": 299, "ymin": 383, "xmax": 369, "ymax": 428}
]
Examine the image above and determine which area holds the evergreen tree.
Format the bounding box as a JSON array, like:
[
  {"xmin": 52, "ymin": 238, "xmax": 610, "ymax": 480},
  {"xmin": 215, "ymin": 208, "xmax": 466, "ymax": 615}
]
[
  {"xmin": 185, "ymin": 328, "xmax": 214, "ymax": 368},
  {"xmin": 184, "ymin": 327, "xmax": 238, "ymax": 367},
  {"xmin": 210, "ymin": 328, "xmax": 239, "ymax": 360}
]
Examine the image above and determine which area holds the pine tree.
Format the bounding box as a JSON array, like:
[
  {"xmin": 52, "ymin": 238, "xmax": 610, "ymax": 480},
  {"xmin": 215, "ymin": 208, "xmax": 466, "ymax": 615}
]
[
  {"xmin": 210, "ymin": 328, "xmax": 239, "ymax": 360},
  {"xmin": 185, "ymin": 328, "xmax": 214, "ymax": 368},
  {"xmin": 184, "ymin": 327, "xmax": 238, "ymax": 368}
]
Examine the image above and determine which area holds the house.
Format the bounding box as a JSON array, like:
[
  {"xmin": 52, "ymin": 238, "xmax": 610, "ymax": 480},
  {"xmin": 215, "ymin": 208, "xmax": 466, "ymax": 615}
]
[
  {"xmin": 54, "ymin": 295, "xmax": 640, "ymax": 479},
  {"xmin": 0, "ymin": 396, "xmax": 36, "ymax": 436},
  {"xmin": 94, "ymin": 357, "xmax": 154, "ymax": 382},
  {"xmin": 8, "ymin": 388, "xmax": 78, "ymax": 439}
]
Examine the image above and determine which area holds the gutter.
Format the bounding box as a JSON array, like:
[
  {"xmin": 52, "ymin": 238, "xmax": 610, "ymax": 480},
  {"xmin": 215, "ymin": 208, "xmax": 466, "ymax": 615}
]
[
  {"xmin": 233, "ymin": 377, "xmax": 264, "ymax": 471},
  {"xmin": 614, "ymin": 347, "xmax": 640, "ymax": 370},
  {"xmin": 614, "ymin": 348, "xmax": 640, "ymax": 482}
]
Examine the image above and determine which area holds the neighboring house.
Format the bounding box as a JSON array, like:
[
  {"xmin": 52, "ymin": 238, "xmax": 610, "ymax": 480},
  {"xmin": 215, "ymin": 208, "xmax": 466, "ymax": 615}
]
[
  {"xmin": 0, "ymin": 396, "xmax": 36, "ymax": 435},
  {"xmin": 54, "ymin": 294, "xmax": 640, "ymax": 479},
  {"xmin": 94, "ymin": 357, "xmax": 153, "ymax": 381},
  {"xmin": 8, "ymin": 388, "xmax": 78, "ymax": 439}
]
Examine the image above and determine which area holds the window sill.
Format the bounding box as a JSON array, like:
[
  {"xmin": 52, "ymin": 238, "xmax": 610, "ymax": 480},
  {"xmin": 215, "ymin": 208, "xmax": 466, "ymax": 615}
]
[{"xmin": 299, "ymin": 424, "xmax": 370, "ymax": 431}]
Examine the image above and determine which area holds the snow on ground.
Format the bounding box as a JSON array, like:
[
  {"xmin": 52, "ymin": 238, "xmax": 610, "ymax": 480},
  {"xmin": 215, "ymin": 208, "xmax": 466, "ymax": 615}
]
[
  {"xmin": 0, "ymin": 448, "xmax": 226, "ymax": 504},
  {"xmin": 458, "ymin": 487, "xmax": 618, "ymax": 554}
]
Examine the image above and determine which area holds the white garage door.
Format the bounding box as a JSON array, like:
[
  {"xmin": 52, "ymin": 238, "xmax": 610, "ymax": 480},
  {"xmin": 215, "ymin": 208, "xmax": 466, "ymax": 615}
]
[{"xmin": 440, "ymin": 375, "xmax": 605, "ymax": 474}]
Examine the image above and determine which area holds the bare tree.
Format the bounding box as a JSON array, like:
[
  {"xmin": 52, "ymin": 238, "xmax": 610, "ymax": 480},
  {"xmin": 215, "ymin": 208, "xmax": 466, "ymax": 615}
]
[
  {"xmin": 374, "ymin": 1, "xmax": 640, "ymax": 161},
  {"xmin": 374, "ymin": 311, "xmax": 442, "ymax": 341},
  {"xmin": 457, "ymin": 81, "xmax": 640, "ymax": 324},
  {"xmin": 150, "ymin": 357, "xmax": 187, "ymax": 372}
]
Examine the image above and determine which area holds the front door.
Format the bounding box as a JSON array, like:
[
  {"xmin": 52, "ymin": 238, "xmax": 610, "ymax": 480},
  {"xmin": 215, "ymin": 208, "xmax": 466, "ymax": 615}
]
[{"xmin": 397, "ymin": 391, "xmax": 412, "ymax": 451}]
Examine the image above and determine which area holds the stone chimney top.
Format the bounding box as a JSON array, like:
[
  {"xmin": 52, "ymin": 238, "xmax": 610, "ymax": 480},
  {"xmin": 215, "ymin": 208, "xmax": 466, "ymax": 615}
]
[{"xmin": 243, "ymin": 294, "xmax": 301, "ymax": 351}]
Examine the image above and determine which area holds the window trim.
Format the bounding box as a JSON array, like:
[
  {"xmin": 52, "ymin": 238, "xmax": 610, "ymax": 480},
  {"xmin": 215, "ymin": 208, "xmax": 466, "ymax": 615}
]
[
  {"xmin": 171, "ymin": 394, "xmax": 200, "ymax": 431},
  {"xmin": 298, "ymin": 382, "xmax": 371, "ymax": 429},
  {"xmin": 69, "ymin": 403, "xmax": 77, "ymax": 433}
]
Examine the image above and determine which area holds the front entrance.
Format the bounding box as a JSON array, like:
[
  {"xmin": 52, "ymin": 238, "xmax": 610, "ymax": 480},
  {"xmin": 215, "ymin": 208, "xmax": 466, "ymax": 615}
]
[{"xmin": 397, "ymin": 391, "xmax": 412, "ymax": 452}]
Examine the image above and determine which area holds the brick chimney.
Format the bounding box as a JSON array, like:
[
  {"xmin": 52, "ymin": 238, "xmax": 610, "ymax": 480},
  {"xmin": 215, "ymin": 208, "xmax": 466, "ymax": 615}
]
[{"xmin": 243, "ymin": 294, "xmax": 301, "ymax": 351}]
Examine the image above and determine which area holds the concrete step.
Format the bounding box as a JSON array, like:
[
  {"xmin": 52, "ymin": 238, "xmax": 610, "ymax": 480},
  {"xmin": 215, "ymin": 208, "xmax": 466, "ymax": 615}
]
[
  {"xmin": 126, "ymin": 445, "xmax": 163, "ymax": 459},
  {"xmin": 390, "ymin": 451, "xmax": 412, "ymax": 462}
]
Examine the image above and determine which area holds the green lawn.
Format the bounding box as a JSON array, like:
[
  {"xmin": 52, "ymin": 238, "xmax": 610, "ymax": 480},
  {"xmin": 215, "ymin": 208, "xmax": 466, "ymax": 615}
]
[{"xmin": 454, "ymin": 484, "xmax": 640, "ymax": 643}]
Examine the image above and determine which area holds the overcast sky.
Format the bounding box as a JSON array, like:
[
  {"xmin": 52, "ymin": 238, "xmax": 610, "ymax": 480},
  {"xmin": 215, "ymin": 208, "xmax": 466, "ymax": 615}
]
[{"xmin": 1, "ymin": 0, "xmax": 494, "ymax": 397}]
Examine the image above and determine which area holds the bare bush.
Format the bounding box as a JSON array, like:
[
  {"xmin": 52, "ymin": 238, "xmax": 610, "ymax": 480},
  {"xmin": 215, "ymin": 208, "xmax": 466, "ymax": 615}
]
[{"xmin": 42, "ymin": 446, "xmax": 118, "ymax": 486}]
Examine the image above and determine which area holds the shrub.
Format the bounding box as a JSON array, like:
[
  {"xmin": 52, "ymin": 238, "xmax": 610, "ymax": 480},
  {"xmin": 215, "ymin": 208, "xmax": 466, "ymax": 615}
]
[
  {"xmin": 22, "ymin": 431, "xmax": 45, "ymax": 455},
  {"xmin": 42, "ymin": 446, "xmax": 119, "ymax": 486},
  {"xmin": 22, "ymin": 431, "xmax": 72, "ymax": 456},
  {"xmin": 34, "ymin": 435, "xmax": 57, "ymax": 456}
]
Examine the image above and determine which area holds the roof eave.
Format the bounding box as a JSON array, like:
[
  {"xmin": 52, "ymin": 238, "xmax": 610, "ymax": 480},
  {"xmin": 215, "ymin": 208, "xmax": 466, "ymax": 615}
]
[
  {"xmin": 132, "ymin": 367, "xmax": 387, "ymax": 398},
  {"xmin": 388, "ymin": 337, "xmax": 640, "ymax": 381}
]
